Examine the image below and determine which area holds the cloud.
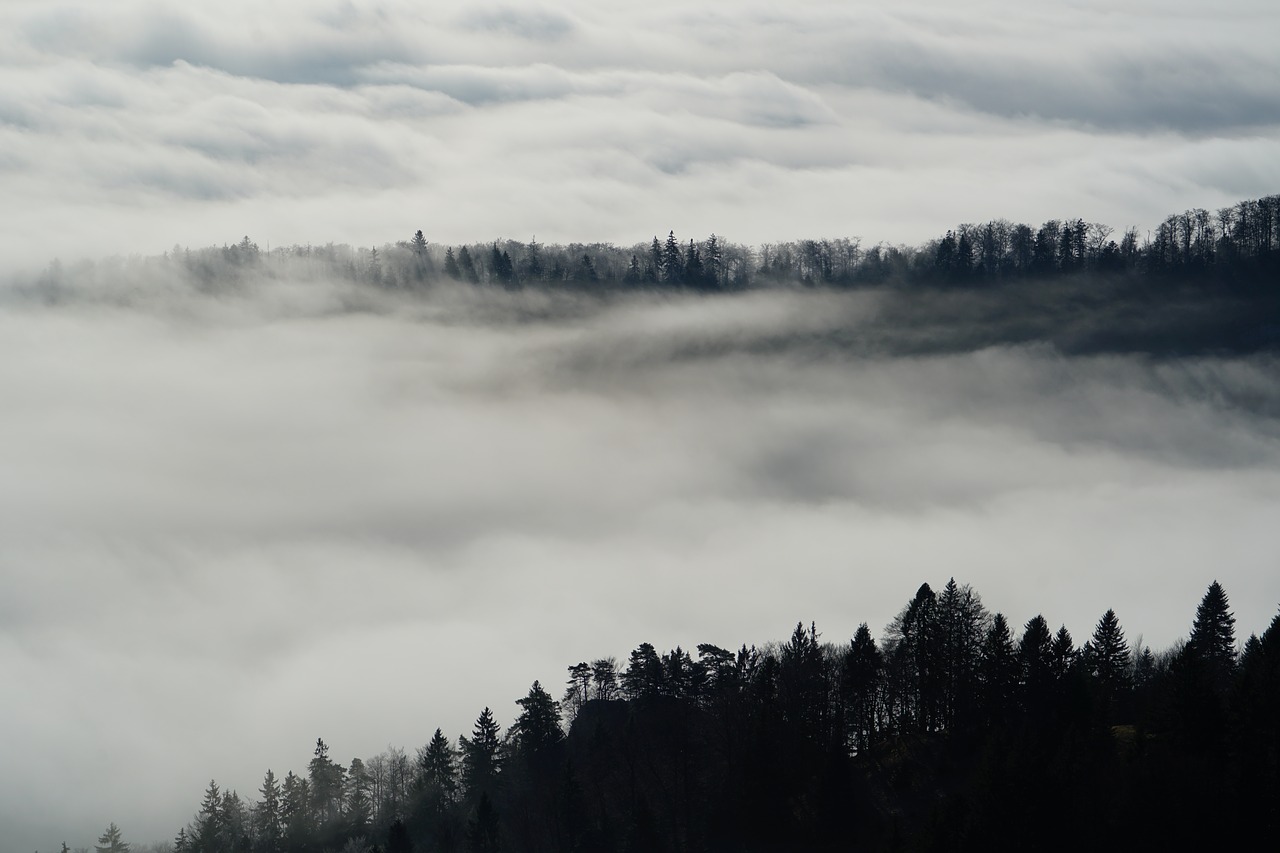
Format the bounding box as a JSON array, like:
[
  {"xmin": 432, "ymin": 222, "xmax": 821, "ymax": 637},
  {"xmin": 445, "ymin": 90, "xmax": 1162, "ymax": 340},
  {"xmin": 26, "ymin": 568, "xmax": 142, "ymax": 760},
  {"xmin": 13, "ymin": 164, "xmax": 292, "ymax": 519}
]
[{"xmin": 2, "ymin": 0, "xmax": 1278, "ymax": 271}]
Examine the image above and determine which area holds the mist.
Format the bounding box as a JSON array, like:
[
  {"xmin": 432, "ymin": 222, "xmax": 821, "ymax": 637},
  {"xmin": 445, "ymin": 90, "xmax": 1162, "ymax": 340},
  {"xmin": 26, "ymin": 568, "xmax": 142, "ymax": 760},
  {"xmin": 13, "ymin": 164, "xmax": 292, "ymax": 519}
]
[{"xmin": 2, "ymin": 263, "xmax": 1279, "ymax": 850}]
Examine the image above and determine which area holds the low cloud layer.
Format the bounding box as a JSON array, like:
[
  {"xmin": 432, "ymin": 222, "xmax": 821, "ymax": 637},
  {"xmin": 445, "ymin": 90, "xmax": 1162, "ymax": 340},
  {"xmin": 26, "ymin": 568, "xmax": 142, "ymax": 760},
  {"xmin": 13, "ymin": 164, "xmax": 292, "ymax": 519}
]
[
  {"xmin": 2, "ymin": 1, "xmax": 1279, "ymax": 269},
  {"xmin": 2, "ymin": 273, "xmax": 1279, "ymax": 849}
]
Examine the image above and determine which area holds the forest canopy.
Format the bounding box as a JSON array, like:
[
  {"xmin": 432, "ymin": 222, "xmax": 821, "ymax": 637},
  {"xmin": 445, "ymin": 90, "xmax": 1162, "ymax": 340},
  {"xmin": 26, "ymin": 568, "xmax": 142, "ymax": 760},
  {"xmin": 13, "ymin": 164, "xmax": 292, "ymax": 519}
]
[{"xmin": 83, "ymin": 578, "xmax": 1279, "ymax": 853}]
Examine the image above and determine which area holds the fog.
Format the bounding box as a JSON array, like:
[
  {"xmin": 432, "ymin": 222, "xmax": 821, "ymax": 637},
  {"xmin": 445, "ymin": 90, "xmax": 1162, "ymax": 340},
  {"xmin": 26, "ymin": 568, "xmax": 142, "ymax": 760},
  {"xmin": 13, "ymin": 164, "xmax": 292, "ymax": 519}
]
[{"xmin": 2, "ymin": 268, "xmax": 1279, "ymax": 849}]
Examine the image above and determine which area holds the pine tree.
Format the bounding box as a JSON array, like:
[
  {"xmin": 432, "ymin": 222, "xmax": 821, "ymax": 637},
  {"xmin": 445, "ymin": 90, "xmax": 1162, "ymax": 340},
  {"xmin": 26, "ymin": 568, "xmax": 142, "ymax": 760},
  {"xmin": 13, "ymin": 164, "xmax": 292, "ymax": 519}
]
[
  {"xmin": 937, "ymin": 578, "xmax": 987, "ymax": 731},
  {"xmin": 253, "ymin": 770, "xmax": 283, "ymax": 853},
  {"xmin": 514, "ymin": 680, "xmax": 563, "ymax": 755},
  {"xmin": 779, "ymin": 622, "xmax": 828, "ymax": 743},
  {"xmin": 663, "ymin": 231, "xmax": 683, "ymax": 285},
  {"xmin": 308, "ymin": 738, "xmax": 345, "ymax": 827},
  {"xmin": 1050, "ymin": 625, "xmax": 1077, "ymax": 681},
  {"xmin": 192, "ymin": 780, "xmax": 224, "ymax": 853},
  {"xmin": 409, "ymin": 230, "xmax": 431, "ymax": 282},
  {"xmin": 417, "ymin": 727, "xmax": 460, "ymax": 808},
  {"xmin": 1089, "ymin": 609, "xmax": 1131, "ymax": 691},
  {"xmin": 842, "ymin": 623, "xmax": 882, "ymax": 753},
  {"xmin": 685, "ymin": 239, "xmax": 705, "ymax": 289},
  {"xmin": 1020, "ymin": 615, "xmax": 1054, "ymax": 711},
  {"xmin": 705, "ymin": 233, "xmax": 724, "ymax": 289},
  {"xmin": 281, "ymin": 771, "xmax": 313, "ymax": 850},
  {"xmin": 347, "ymin": 758, "xmax": 373, "ymax": 838},
  {"xmin": 980, "ymin": 613, "xmax": 1019, "ymax": 726},
  {"xmin": 457, "ymin": 246, "xmax": 480, "ymax": 284},
  {"xmin": 444, "ymin": 247, "xmax": 461, "ymax": 279},
  {"xmin": 1188, "ymin": 581, "xmax": 1237, "ymax": 677},
  {"xmin": 524, "ymin": 237, "xmax": 544, "ymax": 281},
  {"xmin": 94, "ymin": 823, "xmax": 130, "ymax": 853},
  {"xmin": 461, "ymin": 708, "xmax": 502, "ymax": 800}
]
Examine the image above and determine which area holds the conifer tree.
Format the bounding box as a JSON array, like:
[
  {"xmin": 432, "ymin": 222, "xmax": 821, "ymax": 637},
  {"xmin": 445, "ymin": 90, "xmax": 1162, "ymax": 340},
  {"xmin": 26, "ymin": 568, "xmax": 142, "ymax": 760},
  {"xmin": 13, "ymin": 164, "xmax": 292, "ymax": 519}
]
[
  {"xmin": 663, "ymin": 231, "xmax": 683, "ymax": 285},
  {"xmin": 1089, "ymin": 609, "xmax": 1131, "ymax": 692},
  {"xmin": 457, "ymin": 246, "xmax": 480, "ymax": 284},
  {"xmin": 461, "ymin": 708, "xmax": 502, "ymax": 800},
  {"xmin": 1049, "ymin": 625, "xmax": 1077, "ymax": 679},
  {"xmin": 1188, "ymin": 581, "xmax": 1237, "ymax": 678},
  {"xmin": 842, "ymin": 623, "xmax": 882, "ymax": 753},
  {"xmin": 253, "ymin": 770, "xmax": 283, "ymax": 853},
  {"xmin": 1020, "ymin": 615, "xmax": 1054, "ymax": 709},
  {"xmin": 192, "ymin": 780, "xmax": 224, "ymax": 853},
  {"xmin": 418, "ymin": 727, "xmax": 460, "ymax": 808},
  {"xmin": 514, "ymin": 680, "xmax": 563, "ymax": 754},
  {"xmin": 94, "ymin": 823, "xmax": 130, "ymax": 853},
  {"xmin": 980, "ymin": 613, "xmax": 1019, "ymax": 726}
]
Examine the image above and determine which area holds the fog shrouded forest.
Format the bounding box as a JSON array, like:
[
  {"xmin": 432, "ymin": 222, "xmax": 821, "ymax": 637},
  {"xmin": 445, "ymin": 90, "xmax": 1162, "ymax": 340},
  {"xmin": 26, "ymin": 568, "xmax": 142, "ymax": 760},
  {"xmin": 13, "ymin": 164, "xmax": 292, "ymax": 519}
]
[{"xmin": 6, "ymin": 193, "xmax": 1280, "ymax": 852}]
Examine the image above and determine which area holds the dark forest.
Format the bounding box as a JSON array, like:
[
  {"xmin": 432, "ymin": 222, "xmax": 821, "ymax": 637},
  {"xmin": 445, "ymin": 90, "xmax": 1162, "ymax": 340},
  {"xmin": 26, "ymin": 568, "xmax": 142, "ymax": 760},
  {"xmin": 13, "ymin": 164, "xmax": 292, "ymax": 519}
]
[{"xmin": 94, "ymin": 579, "xmax": 1279, "ymax": 853}]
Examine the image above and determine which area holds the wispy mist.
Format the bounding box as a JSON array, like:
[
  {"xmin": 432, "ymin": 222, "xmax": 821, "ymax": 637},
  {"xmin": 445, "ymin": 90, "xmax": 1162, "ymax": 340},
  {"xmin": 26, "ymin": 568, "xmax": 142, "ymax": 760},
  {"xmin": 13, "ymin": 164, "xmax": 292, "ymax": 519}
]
[{"xmin": 2, "ymin": 264, "xmax": 1278, "ymax": 849}]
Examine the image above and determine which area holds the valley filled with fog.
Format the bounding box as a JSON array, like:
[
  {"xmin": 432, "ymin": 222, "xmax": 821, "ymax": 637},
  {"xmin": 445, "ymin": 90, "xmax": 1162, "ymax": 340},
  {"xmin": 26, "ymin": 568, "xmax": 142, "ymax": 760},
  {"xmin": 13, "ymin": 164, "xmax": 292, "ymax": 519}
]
[{"xmin": 3, "ymin": 262, "xmax": 1278, "ymax": 847}]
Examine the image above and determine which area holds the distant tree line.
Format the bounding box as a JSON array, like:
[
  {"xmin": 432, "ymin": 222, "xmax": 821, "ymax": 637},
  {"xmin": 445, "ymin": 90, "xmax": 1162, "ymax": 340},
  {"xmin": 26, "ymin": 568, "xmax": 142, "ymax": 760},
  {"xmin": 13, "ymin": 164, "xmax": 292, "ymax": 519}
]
[
  {"xmin": 152, "ymin": 194, "xmax": 1278, "ymax": 294},
  {"xmin": 78, "ymin": 579, "xmax": 1276, "ymax": 852}
]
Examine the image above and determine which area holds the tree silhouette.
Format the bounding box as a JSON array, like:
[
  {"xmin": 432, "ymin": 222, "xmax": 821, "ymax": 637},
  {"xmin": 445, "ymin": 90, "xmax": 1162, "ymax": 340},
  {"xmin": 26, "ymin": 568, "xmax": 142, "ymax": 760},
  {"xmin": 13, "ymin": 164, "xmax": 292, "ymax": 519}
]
[
  {"xmin": 1188, "ymin": 581, "xmax": 1236, "ymax": 690},
  {"xmin": 461, "ymin": 708, "xmax": 502, "ymax": 801},
  {"xmin": 94, "ymin": 823, "xmax": 129, "ymax": 853},
  {"xmin": 513, "ymin": 681, "xmax": 563, "ymax": 755}
]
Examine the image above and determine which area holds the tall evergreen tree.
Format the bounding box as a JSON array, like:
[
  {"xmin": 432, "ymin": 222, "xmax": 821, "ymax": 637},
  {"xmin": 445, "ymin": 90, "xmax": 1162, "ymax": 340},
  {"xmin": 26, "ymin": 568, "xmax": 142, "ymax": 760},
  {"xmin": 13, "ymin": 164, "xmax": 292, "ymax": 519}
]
[
  {"xmin": 1088, "ymin": 609, "xmax": 1131, "ymax": 691},
  {"xmin": 514, "ymin": 680, "xmax": 563, "ymax": 755},
  {"xmin": 980, "ymin": 613, "xmax": 1019, "ymax": 726},
  {"xmin": 192, "ymin": 780, "xmax": 225, "ymax": 853},
  {"xmin": 842, "ymin": 623, "xmax": 882, "ymax": 754},
  {"xmin": 418, "ymin": 727, "xmax": 460, "ymax": 808},
  {"xmin": 457, "ymin": 246, "xmax": 480, "ymax": 284},
  {"xmin": 461, "ymin": 708, "xmax": 502, "ymax": 801},
  {"xmin": 1020, "ymin": 615, "xmax": 1054, "ymax": 709},
  {"xmin": 253, "ymin": 770, "xmax": 283, "ymax": 853},
  {"xmin": 663, "ymin": 231, "xmax": 684, "ymax": 285},
  {"xmin": 1049, "ymin": 625, "xmax": 1077, "ymax": 681},
  {"xmin": 308, "ymin": 738, "xmax": 345, "ymax": 828},
  {"xmin": 94, "ymin": 823, "xmax": 130, "ymax": 853},
  {"xmin": 347, "ymin": 757, "xmax": 373, "ymax": 838},
  {"xmin": 1188, "ymin": 581, "xmax": 1237, "ymax": 685},
  {"xmin": 937, "ymin": 578, "xmax": 987, "ymax": 731}
]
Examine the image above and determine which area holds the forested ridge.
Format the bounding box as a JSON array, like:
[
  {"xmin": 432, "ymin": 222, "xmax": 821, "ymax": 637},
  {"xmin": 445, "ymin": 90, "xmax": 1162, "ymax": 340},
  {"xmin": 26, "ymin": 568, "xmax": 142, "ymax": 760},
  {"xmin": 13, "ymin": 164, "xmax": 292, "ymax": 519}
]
[
  {"xmin": 79, "ymin": 580, "xmax": 1279, "ymax": 853},
  {"xmin": 23, "ymin": 193, "xmax": 1280, "ymax": 357}
]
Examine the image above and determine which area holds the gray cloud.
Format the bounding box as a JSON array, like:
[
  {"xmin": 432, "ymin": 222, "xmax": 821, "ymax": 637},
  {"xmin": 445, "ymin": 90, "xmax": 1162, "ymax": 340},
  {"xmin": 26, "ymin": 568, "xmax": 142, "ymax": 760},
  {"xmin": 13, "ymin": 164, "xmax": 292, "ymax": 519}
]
[{"xmin": 3, "ymin": 0, "xmax": 1278, "ymax": 270}]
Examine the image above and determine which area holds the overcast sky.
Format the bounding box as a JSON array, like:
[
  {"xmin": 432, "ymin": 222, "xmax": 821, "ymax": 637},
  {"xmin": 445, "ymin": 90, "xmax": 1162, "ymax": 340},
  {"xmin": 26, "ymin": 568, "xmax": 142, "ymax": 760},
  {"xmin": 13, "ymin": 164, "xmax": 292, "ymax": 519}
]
[
  {"xmin": 2, "ymin": 0, "xmax": 1279, "ymax": 269},
  {"xmin": 3, "ymin": 2, "xmax": 1280, "ymax": 851}
]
